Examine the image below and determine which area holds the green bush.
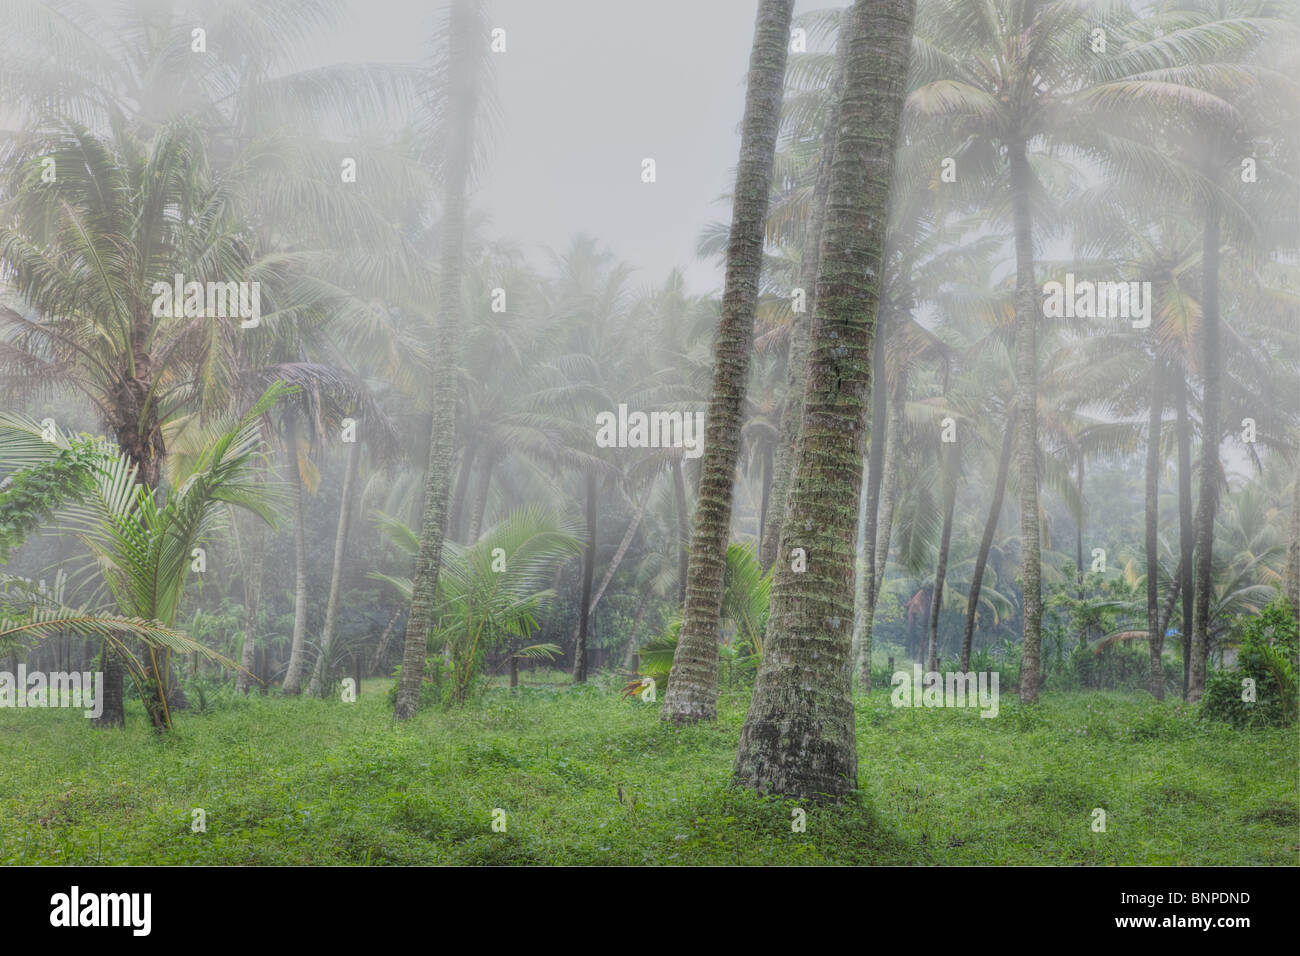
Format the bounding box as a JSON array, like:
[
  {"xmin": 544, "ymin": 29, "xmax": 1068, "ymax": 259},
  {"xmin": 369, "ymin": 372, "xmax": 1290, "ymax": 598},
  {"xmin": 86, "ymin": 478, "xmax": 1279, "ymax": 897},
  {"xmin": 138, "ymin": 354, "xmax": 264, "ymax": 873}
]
[{"xmin": 1200, "ymin": 597, "xmax": 1298, "ymax": 729}]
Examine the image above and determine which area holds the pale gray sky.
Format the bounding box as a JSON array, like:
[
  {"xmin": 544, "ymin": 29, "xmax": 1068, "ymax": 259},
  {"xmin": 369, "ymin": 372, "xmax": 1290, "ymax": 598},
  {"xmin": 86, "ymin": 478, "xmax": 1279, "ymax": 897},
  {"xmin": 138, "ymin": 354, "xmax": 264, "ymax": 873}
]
[{"xmin": 316, "ymin": 0, "xmax": 842, "ymax": 293}]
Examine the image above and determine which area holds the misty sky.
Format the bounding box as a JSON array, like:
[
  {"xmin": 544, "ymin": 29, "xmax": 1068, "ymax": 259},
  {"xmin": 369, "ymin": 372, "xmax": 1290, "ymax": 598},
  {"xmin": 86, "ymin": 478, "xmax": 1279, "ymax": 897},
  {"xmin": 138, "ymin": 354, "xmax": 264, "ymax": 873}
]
[{"xmin": 316, "ymin": 0, "xmax": 843, "ymax": 294}]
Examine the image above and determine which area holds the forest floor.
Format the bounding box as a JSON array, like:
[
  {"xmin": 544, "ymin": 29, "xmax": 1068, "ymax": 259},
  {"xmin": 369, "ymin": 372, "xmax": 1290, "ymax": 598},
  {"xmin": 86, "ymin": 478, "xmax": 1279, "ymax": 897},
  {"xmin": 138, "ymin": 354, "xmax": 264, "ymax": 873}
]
[{"xmin": 1, "ymin": 674, "xmax": 1296, "ymax": 865}]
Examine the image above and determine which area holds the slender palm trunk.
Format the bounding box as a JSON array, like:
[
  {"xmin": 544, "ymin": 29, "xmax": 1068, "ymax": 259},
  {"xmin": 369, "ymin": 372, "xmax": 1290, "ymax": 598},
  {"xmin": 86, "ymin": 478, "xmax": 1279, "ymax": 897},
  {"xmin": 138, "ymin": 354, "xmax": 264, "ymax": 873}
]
[
  {"xmin": 662, "ymin": 0, "xmax": 794, "ymax": 722},
  {"xmin": 309, "ymin": 438, "xmax": 361, "ymax": 697},
  {"xmin": 1283, "ymin": 469, "xmax": 1300, "ymax": 624},
  {"xmin": 449, "ymin": 440, "xmax": 477, "ymax": 542},
  {"xmin": 852, "ymin": 327, "xmax": 889, "ymax": 688},
  {"xmin": 281, "ymin": 416, "xmax": 310, "ymax": 696},
  {"xmin": 673, "ymin": 459, "xmax": 689, "ymax": 602},
  {"xmin": 926, "ymin": 442, "xmax": 958, "ymax": 672},
  {"xmin": 1076, "ymin": 454, "xmax": 1085, "ymax": 600},
  {"xmin": 570, "ymin": 492, "xmax": 646, "ymax": 650},
  {"xmin": 872, "ymin": 369, "xmax": 907, "ymax": 608},
  {"xmin": 1175, "ymin": 370, "xmax": 1195, "ymax": 698},
  {"xmin": 1190, "ymin": 210, "xmax": 1221, "ymax": 703},
  {"xmin": 757, "ymin": 442, "xmax": 772, "ymax": 548},
  {"xmin": 235, "ymin": 502, "xmax": 266, "ymax": 695},
  {"xmin": 1158, "ymin": 559, "xmax": 1183, "ymax": 651},
  {"xmin": 961, "ymin": 412, "xmax": 1014, "ymax": 671},
  {"xmin": 573, "ymin": 469, "xmax": 598, "ymax": 683},
  {"xmin": 622, "ymin": 587, "xmax": 655, "ymax": 670},
  {"xmin": 368, "ymin": 607, "xmax": 402, "ymax": 674},
  {"xmin": 761, "ymin": 20, "xmax": 846, "ymax": 570},
  {"xmin": 394, "ymin": 0, "xmax": 479, "ymax": 720},
  {"xmin": 465, "ymin": 446, "xmax": 497, "ymax": 545},
  {"xmin": 1009, "ymin": 139, "xmax": 1043, "ymax": 704},
  {"xmin": 1145, "ymin": 363, "xmax": 1165, "ymax": 699},
  {"xmin": 734, "ymin": 0, "xmax": 915, "ymax": 798}
]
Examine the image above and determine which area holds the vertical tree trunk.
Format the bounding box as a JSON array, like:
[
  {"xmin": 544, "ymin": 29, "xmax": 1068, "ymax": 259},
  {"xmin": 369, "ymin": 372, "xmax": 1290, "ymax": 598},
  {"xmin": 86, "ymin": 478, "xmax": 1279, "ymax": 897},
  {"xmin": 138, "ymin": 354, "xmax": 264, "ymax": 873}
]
[
  {"xmin": 734, "ymin": 0, "xmax": 915, "ymax": 799},
  {"xmin": 761, "ymin": 17, "xmax": 847, "ymax": 570},
  {"xmin": 465, "ymin": 445, "xmax": 497, "ymax": 545},
  {"xmin": 852, "ymin": 326, "xmax": 889, "ymax": 688},
  {"xmin": 1075, "ymin": 454, "xmax": 1085, "ymax": 600},
  {"xmin": 1146, "ymin": 362, "xmax": 1165, "ymax": 699},
  {"xmin": 448, "ymin": 440, "xmax": 477, "ymax": 544},
  {"xmin": 1190, "ymin": 210, "xmax": 1221, "ymax": 703},
  {"xmin": 573, "ymin": 469, "xmax": 598, "ymax": 683},
  {"xmin": 1175, "ymin": 370, "xmax": 1195, "ymax": 698},
  {"xmin": 757, "ymin": 442, "xmax": 772, "ymax": 550},
  {"xmin": 662, "ymin": 0, "xmax": 794, "ymax": 722},
  {"xmin": 1009, "ymin": 138, "xmax": 1043, "ymax": 705},
  {"xmin": 1286, "ymin": 475, "xmax": 1299, "ymax": 623},
  {"xmin": 235, "ymin": 502, "xmax": 266, "ymax": 695},
  {"xmin": 309, "ymin": 437, "xmax": 361, "ymax": 697},
  {"xmin": 281, "ymin": 415, "xmax": 311, "ymax": 696},
  {"xmin": 926, "ymin": 441, "xmax": 959, "ymax": 673},
  {"xmin": 673, "ymin": 458, "xmax": 690, "ymax": 602},
  {"xmin": 961, "ymin": 412, "xmax": 1014, "ymax": 671},
  {"xmin": 395, "ymin": 0, "xmax": 480, "ymax": 720},
  {"xmin": 92, "ymin": 642, "xmax": 125, "ymax": 728},
  {"xmin": 622, "ymin": 587, "xmax": 655, "ymax": 670},
  {"xmin": 569, "ymin": 492, "xmax": 646, "ymax": 650},
  {"xmin": 368, "ymin": 607, "xmax": 402, "ymax": 674}
]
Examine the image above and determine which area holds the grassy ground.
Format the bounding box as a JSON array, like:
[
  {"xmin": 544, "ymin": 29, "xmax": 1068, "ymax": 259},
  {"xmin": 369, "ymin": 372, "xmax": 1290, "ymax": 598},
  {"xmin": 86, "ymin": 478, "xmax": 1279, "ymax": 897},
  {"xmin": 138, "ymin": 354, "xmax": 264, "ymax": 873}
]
[{"xmin": 1, "ymin": 674, "xmax": 1295, "ymax": 865}]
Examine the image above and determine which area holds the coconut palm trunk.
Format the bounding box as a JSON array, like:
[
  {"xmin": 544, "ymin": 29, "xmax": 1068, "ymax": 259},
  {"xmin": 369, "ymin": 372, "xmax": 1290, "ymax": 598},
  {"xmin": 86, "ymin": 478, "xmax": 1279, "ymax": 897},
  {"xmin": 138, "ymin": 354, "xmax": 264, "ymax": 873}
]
[
  {"xmin": 673, "ymin": 459, "xmax": 689, "ymax": 601},
  {"xmin": 465, "ymin": 446, "xmax": 497, "ymax": 545},
  {"xmin": 309, "ymin": 437, "xmax": 361, "ymax": 697},
  {"xmin": 926, "ymin": 441, "xmax": 958, "ymax": 673},
  {"xmin": 1287, "ymin": 476, "xmax": 1300, "ymax": 623},
  {"xmin": 394, "ymin": 0, "xmax": 480, "ymax": 720},
  {"xmin": 734, "ymin": 0, "xmax": 915, "ymax": 798},
  {"xmin": 662, "ymin": 0, "xmax": 794, "ymax": 722},
  {"xmin": 235, "ymin": 504, "xmax": 266, "ymax": 695},
  {"xmin": 1189, "ymin": 210, "xmax": 1222, "ymax": 703},
  {"xmin": 1146, "ymin": 363, "xmax": 1165, "ymax": 699},
  {"xmin": 1009, "ymin": 139, "xmax": 1043, "ymax": 704},
  {"xmin": 281, "ymin": 415, "xmax": 311, "ymax": 695},
  {"xmin": 573, "ymin": 469, "xmax": 598, "ymax": 683},
  {"xmin": 852, "ymin": 326, "xmax": 889, "ymax": 688},
  {"xmin": 762, "ymin": 20, "xmax": 846, "ymax": 571},
  {"xmin": 961, "ymin": 413, "xmax": 1014, "ymax": 671}
]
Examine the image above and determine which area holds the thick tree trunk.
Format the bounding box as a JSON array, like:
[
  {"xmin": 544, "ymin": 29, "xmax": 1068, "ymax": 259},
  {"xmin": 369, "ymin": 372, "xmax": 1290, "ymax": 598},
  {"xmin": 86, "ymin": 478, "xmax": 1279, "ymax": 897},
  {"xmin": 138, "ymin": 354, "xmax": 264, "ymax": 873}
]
[
  {"xmin": 309, "ymin": 438, "xmax": 361, "ymax": 697},
  {"xmin": 1009, "ymin": 139, "xmax": 1043, "ymax": 704},
  {"xmin": 92, "ymin": 643, "xmax": 125, "ymax": 728},
  {"xmin": 281, "ymin": 416, "xmax": 310, "ymax": 696},
  {"xmin": 926, "ymin": 441, "xmax": 958, "ymax": 673},
  {"xmin": 394, "ymin": 0, "xmax": 479, "ymax": 720},
  {"xmin": 1189, "ymin": 210, "xmax": 1221, "ymax": 703},
  {"xmin": 662, "ymin": 0, "xmax": 794, "ymax": 722},
  {"xmin": 961, "ymin": 412, "xmax": 1014, "ymax": 671},
  {"xmin": 1175, "ymin": 370, "xmax": 1195, "ymax": 698},
  {"xmin": 852, "ymin": 327, "xmax": 889, "ymax": 688},
  {"xmin": 761, "ymin": 18, "xmax": 846, "ymax": 570},
  {"xmin": 573, "ymin": 469, "xmax": 598, "ymax": 683},
  {"xmin": 734, "ymin": 0, "xmax": 914, "ymax": 799},
  {"xmin": 1146, "ymin": 362, "xmax": 1165, "ymax": 699}
]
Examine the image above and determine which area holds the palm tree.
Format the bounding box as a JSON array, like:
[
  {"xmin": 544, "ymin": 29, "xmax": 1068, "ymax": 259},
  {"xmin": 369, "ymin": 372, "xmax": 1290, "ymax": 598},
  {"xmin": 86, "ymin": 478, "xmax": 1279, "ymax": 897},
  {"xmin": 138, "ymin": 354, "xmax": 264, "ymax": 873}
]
[
  {"xmin": 395, "ymin": 0, "xmax": 491, "ymax": 720},
  {"xmin": 662, "ymin": 0, "xmax": 795, "ymax": 722},
  {"xmin": 734, "ymin": 0, "xmax": 916, "ymax": 799}
]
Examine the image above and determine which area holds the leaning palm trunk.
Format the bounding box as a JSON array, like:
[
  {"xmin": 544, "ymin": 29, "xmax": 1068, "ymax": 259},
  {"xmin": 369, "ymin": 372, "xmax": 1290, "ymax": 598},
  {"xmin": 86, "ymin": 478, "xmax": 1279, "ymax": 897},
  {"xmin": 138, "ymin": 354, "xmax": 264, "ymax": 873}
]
[
  {"xmin": 961, "ymin": 413, "xmax": 1014, "ymax": 671},
  {"xmin": 1010, "ymin": 139, "xmax": 1043, "ymax": 704},
  {"xmin": 309, "ymin": 438, "xmax": 361, "ymax": 697},
  {"xmin": 762, "ymin": 21, "xmax": 846, "ymax": 571},
  {"xmin": 662, "ymin": 0, "xmax": 794, "ymax": 722},
  {"xmin": 926, "ymin": 442, "xmax": 958, "ymax": 673},
  {"xmin": 734, "ymin": 0, "xmax": 915, "ymax": 799},
  {"xmin": 465, "ymin": 446, "xmax": 497, "ymax": 545},
  {"xmin": 394, "ymin": 0, "xmax": 480, "ymax": 720},
  {"xmin": 1190, "ymin": 210, "xmax": 1221, "ymax": 703},
  {"xmin": 1146, "ymin": 363, "xmax": 1165, "ymax": 699},
  {"xmin": 281, "ymin": 416, "xmax": 310, "ymax": 695}
]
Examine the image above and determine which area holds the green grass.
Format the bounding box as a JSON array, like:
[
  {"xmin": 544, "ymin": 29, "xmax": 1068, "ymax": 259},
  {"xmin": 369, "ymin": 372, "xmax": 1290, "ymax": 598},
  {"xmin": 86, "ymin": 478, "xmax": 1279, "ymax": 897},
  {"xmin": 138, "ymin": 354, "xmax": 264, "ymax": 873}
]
[{"xmin": 1, "ymin": 676, "xmax": 1295, "ymax": 864}]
